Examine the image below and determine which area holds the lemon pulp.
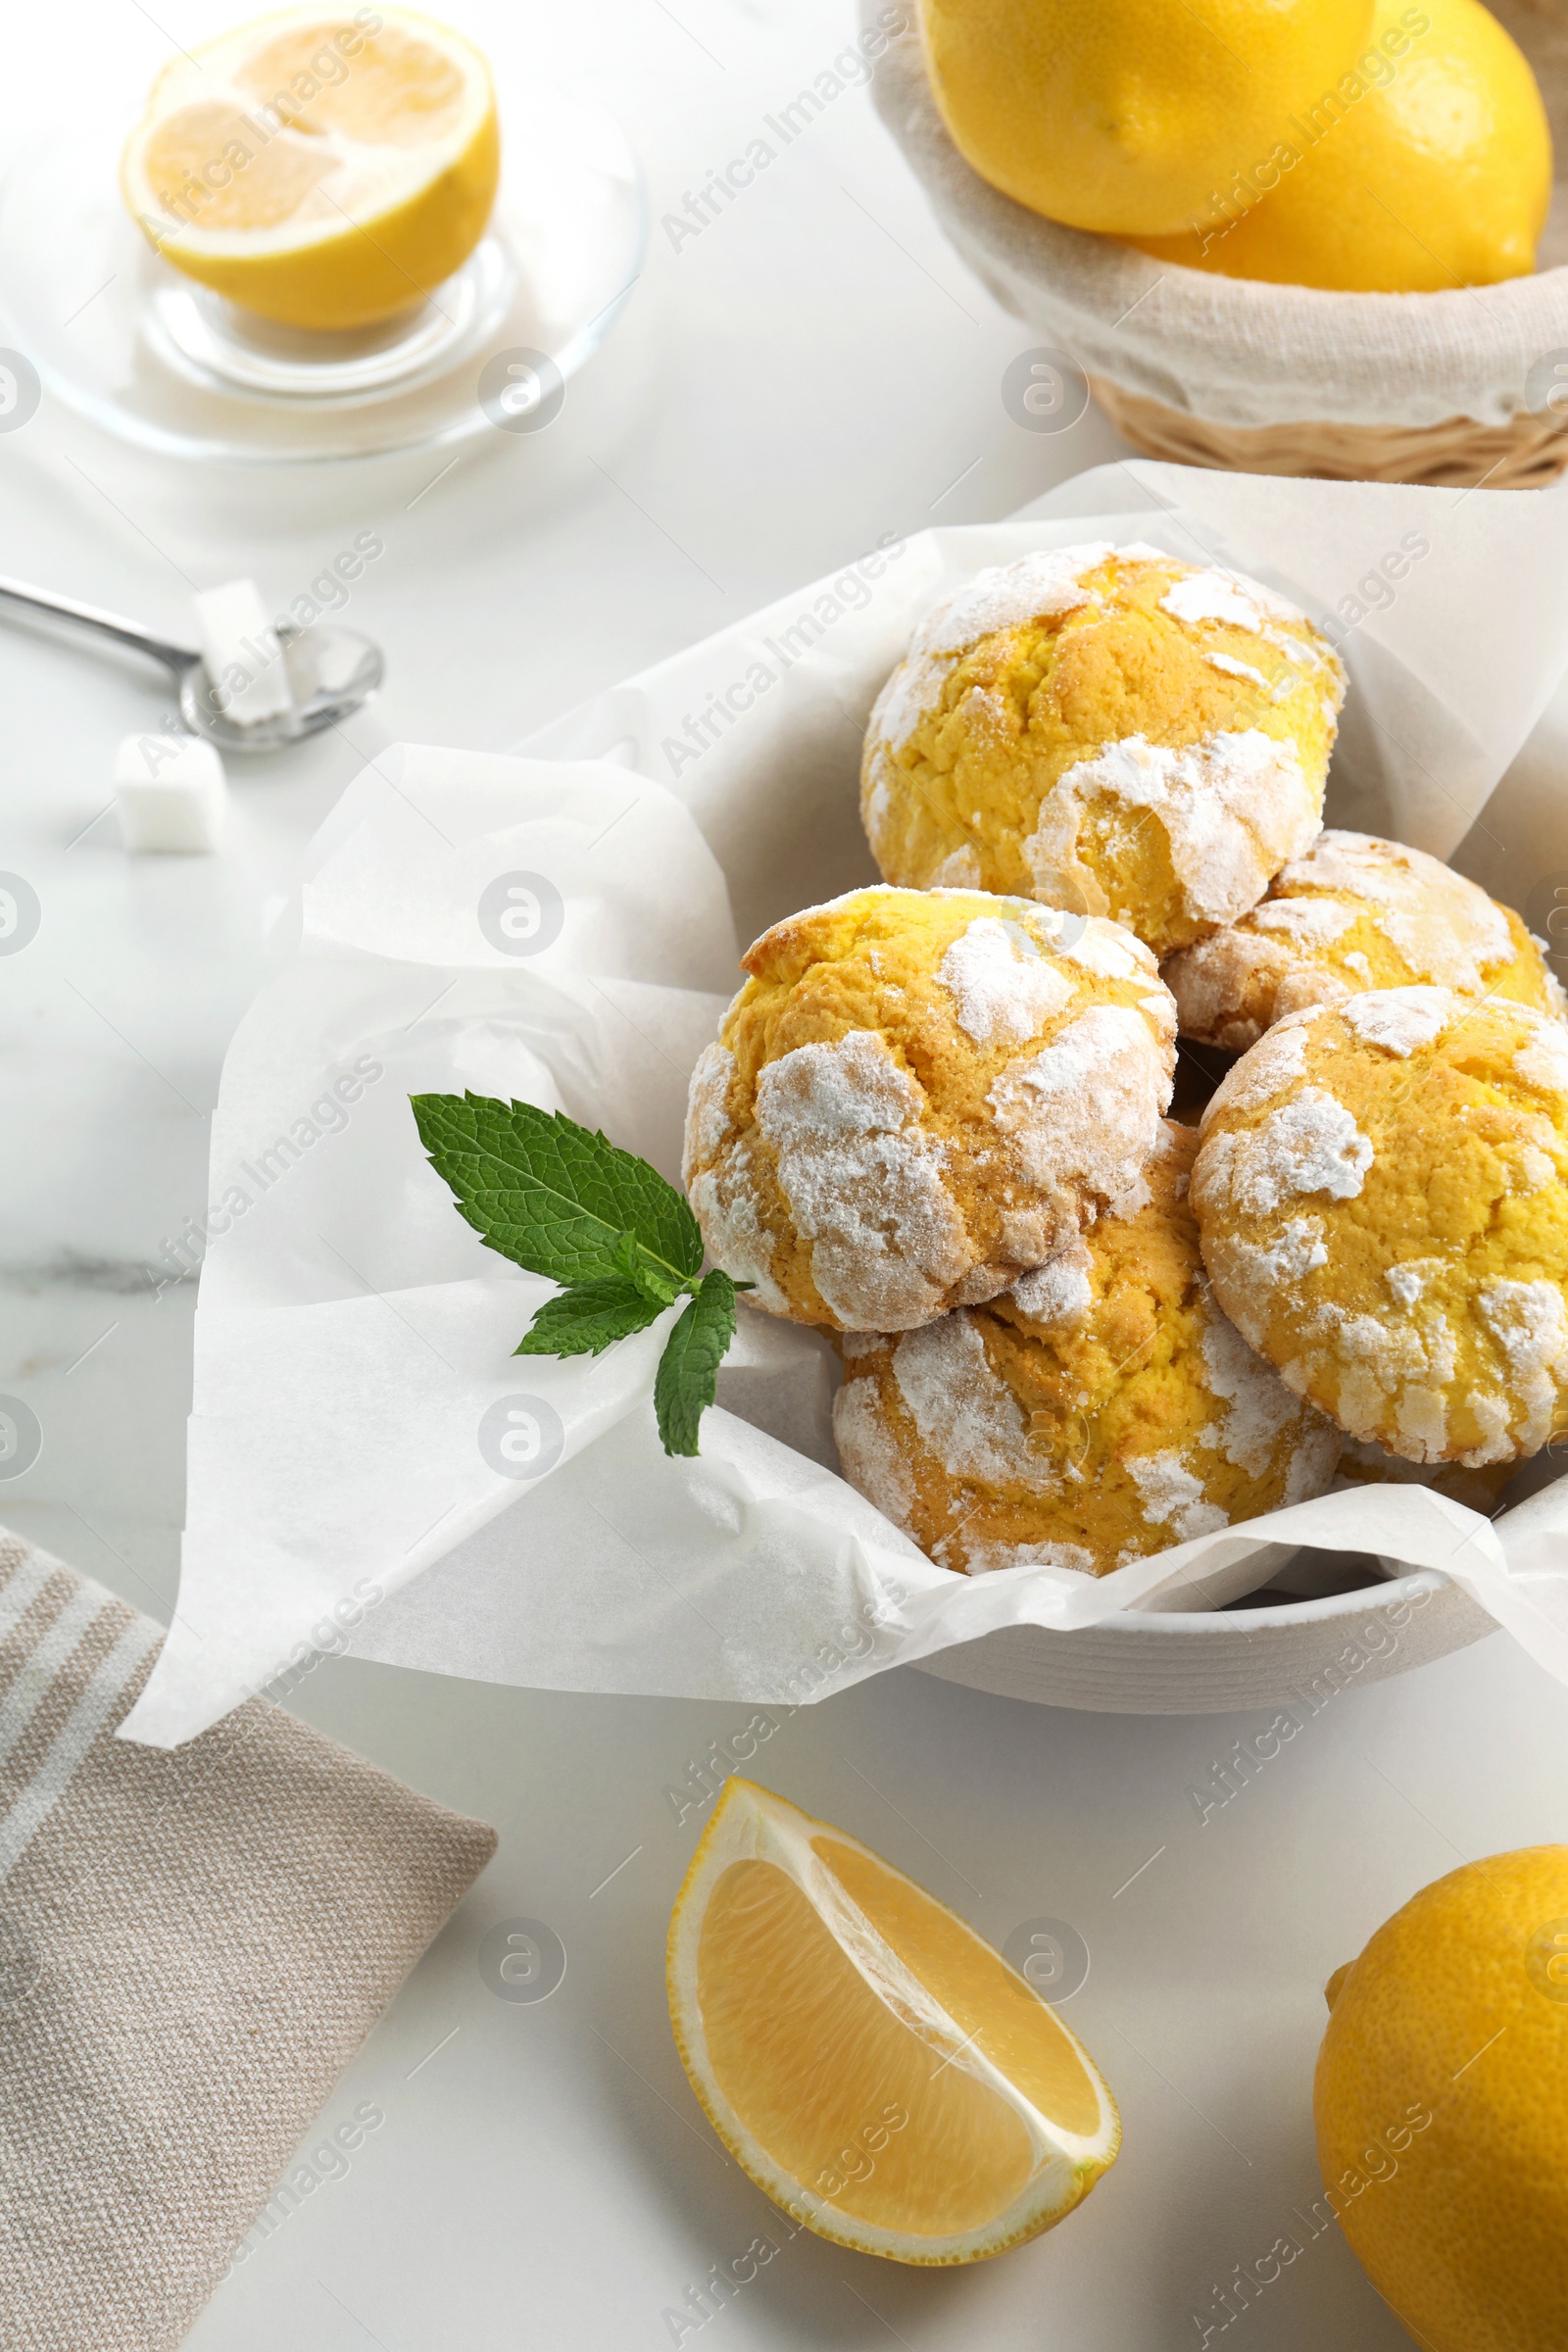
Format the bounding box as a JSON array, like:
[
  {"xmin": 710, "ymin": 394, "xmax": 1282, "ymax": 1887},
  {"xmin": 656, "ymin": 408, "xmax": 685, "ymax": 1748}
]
[
  {"xmin": 122, "ymin": 8, "xmax": 500, "ymax": 329},
  {"xmin": 668, "ymin": 1779, "xmax": 1120, "ymax": 2265}
]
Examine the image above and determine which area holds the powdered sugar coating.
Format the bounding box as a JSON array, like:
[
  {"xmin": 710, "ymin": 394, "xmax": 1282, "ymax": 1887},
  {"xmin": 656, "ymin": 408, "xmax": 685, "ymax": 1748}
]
[
  {"xmin": 1342, "ymin": 986, "xmax": 1453, "ymax": 1058},
  {"xmin": 1387, "ymin": 1259, "xmax": 1442, "ymax": 1308},
  {"xmin": 1515, "ymin": 1013, "xmax": 1568, "ymax": 1102},
  {"xmin": 1160, "ymin": 570, "xmax": 1268, "ymax": 633},
  {"xmin": 962, "ymin": 1538, "xmax": 1097, "ymax": 1576},
  {"xmin": 1282, "ymin": 835, "xmax": 1512, "ymax": 979},
  {"xmin": 1165, "ymin": 831, "xmax": 1556, "ymax": 1053},
  {"xmin": 1062, "ymin": 924, "xmax": 1156, "ymax": 983},
  {"xmin": 861, "ymin": 545, "xmax": 1344, "ymax": 959},
  {"xmin": 1194, "ymin": 990, "xmax": 1568, "ymax": 1467},
  {"xmin": 989, "ymin": 1003, "xmax": 1172, "ymax": 1222},
  {"xmin": 682, "ymin": 1042, "xmax": 736, "ymax": 1181},
  {"xmin": 1159, "ymin": 565, "xmax": 1334, "ymax": 690},
  {"xmin": 686, "ymin": 886, "xmax": 1178, "ymax": 1333},
  {"xmin": 1203, "ymin": 650, "xmax": 1268, "ymax": 689},
  {"xmin": 1250, "ymin": 898, "xmax": 1357, "ymax": 947},
  {"xmin": 1167, "ymin": 930, "xmax": 1338, "ymax": 1053},
  {"xmin": 1023, "ymin": 727, "xmax": 1317, "ymax": 935},
  {"xmin": 868, "ymin": 545, "xmax": 1123, "ymax": 755},
  {"xmin": 1477, "ymin": 1280, "xmax": 1568, "ymax": 1453},
  {"xmin": 1211, "ymin": 1217, "xmax": 1329, "ymax": 1312},
  {"xmin": 936, "ymin": 915, "xmax": 1072, "ymax": 1047},
  {"xmin": 910, "ymin": 543, "xmax": 1117, "ymax": 662},
  {"xmin": 687, "ymin": 1153, "xmax": 790, "ymax": 1317},
  {"xmin": 831, "ymin": 1370, "xmax": 916, "ymax": 1532},
  {"xmin": 927, "ymin": 843, "xmax": 983, "ymax": 889},
  {"xmin": 1127, "ymin": 1449, "xmax": 1229, "ymax": 1542},
  {"xmin": 753, "ymin": 1032, "xmax": 971, "ymax": 1329},
  {"xmin": 1287, "ymin": 1298, "xmax": 1458, "ymax": 1456},
  {"xmin": 1202, "ymin": 1087, "xmax": 1373, "ymax": 1216},
  {"xmin": 1200, "ymin": 1009, "xmax": 1315, "ymax": 1130},
  {"xmin": 756, "ymin": 1028, "xmax": 917, "ymax": 1145},
  {"xmin": 831, "ymin": 1117, "xmax": 1336, "ymax": 1574},
  {"xmin": 1011, "ymin": 1236, "xmax": 1094, "ymax": 1324},
  {"xmin": 1199, "ymin": 1305, "xmax": 1305, "ymax": 1476},
  {"xmin": 890, "ymin": 1313, "xmax": 1052, "ymax": 1491},
  {"xmin": 868, "ymin": 653, "xmax": 956, "ymax": 760}
]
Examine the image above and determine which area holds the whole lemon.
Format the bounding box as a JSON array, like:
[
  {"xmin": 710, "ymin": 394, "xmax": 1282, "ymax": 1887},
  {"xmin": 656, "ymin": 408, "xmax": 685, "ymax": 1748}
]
[
  {"xmin": 918, "ymin": 0, "xmax": 1375, "ymax": 237},
  {"xmin": 1133, "ymin": 0, "xmax": 1552, "ymax": 288},
  {"xmin": 1313, "ymin": 1846, "xmax": 1568, "ymax": 2352}
]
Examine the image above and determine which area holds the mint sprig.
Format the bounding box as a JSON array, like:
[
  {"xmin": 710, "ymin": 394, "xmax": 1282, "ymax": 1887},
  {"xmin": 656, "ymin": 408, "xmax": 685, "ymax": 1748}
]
[
  {"xmin": 655, "ymin": 1271, "xmax": 741, "ymax": 1457},
  {"xmin": 513, "ymin": 1277, "xmax": 665, "ymax": 1359},
  {"xmin": 411, "ymin": 1091, "xmax": 701, "ymax": 1289},
  {"xmin": 411, "ymin": 1092, "xmax": 746, "ymax": 1457}
]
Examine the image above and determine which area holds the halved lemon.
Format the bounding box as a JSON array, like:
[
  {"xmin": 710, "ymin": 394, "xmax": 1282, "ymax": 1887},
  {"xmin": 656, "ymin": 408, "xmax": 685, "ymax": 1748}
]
[
  {"xmin": 667, "ymin": 1779, "xmax": 1120, "ymax": 2265},
  {"xmin": 121, "ymin": 8, "xmax": 500, "ymax": 329}
]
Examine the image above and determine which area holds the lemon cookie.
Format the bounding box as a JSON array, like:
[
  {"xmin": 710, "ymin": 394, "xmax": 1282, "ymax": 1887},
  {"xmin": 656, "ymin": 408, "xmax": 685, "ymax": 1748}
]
[
  {"xmin": 861, "ymin": 543, "xmax": 1344, "ymax": 958},
  {"xmin": 1192, "ymin": 988, "xmax": 1568, "ymax": 1466},
  {"xmin": 1166, "ymin": 829, "xmax": 1564, "ymax": 1051},
  {"xmin": 833, "ymin": 1122, "xmax": 1338, "ymax": 1573},
  {"xmin": 683, "ymin": 886, "xmax": 1176, "ymax": 1332}
]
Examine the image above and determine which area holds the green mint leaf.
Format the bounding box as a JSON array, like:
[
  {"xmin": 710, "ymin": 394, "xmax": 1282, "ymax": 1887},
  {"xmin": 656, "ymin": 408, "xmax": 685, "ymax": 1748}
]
[
  {"xmin": 411, "ymin": 1092, "xmax": 703, "ymax": 1289},
  {"xmin": 654, "ymin": 1268, "xmax": 738, "ymax": 1458},
  {"xmin": 514, "ymin": 1278, "xmax": 667, "ymax": 1359},
  {"xmin": 611, "ymin": 1228, "xmax": 682, "ymax": 1307}
]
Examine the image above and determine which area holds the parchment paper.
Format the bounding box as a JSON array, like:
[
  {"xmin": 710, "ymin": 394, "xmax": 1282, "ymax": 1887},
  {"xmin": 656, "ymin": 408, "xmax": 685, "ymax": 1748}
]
[{"xmin": 122, "ymin": 460, "xmax": 1568, "ymax": 1747}]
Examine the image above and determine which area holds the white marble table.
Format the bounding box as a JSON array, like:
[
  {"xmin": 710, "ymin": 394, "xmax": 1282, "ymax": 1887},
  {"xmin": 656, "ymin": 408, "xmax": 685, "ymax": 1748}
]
[{"xmin": 2, "ymin": 4, "xmax": 1567, "ymax": 2347}]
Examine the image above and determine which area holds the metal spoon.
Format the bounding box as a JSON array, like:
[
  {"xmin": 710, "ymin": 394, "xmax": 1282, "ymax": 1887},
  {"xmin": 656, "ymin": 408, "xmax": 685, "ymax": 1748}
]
[{"xmin": 0, "ymin": 573, "xmax": 383, "ymax": 751}]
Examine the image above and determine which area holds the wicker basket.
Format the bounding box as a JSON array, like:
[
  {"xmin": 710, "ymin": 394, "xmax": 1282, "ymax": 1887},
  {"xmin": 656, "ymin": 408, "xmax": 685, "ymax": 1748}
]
[
  {"xmin": 870, "ymin": 0, "xmax": 1568, "ymax": 486},
  {"xmin": 1089, "ymin": 375, "xmax": 1568, "ymax": 487}
]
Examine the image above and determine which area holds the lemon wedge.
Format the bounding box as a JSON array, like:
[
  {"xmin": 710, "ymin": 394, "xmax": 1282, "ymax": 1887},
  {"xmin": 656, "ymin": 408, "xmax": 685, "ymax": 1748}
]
[
  {"xmin": 122, "ymin": 7, "xmax": 500, "ymax": 329},
  {"xmin": 667, "ymin": 1779, "xmax": 1120, "ymax": 2265}
]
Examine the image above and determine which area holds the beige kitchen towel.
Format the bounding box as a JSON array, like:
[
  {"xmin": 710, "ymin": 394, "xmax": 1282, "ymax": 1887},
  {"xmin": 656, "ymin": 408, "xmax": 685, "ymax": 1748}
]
[
  {"xmin": 865, "ymin": 2, "xmax": 1568, "ymax": 430},
  {"xmin": 0, "ymin": 1525, "xmax": 497, "ymax": 2352}
]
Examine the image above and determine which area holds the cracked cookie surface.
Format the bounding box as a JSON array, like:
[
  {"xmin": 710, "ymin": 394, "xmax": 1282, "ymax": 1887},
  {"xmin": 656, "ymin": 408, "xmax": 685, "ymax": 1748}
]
[
  {"xmin": 1165, "ymin": 829, "xmax": 1563, "ymax": 1052},
  {"xmin": 832, "ymin": 1121, "xmax": 1337, "ymax": 1572},
  {"xmin": 683, "ymin": 885, "xmax": 1176, "ymax": 1332},
  {"xmin": 861, "ymin": 543, "xmax": 1344, "ymax": 957},
  {"xmin": 1192, "ymin": 987, "xmax": 1568, "ymax": 1467}
]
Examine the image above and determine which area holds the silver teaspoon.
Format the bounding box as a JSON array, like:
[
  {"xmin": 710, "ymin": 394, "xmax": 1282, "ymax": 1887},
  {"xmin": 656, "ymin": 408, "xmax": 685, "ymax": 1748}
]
[{"xmin": 0, "ymin": 573, "xmax": 383, "ymax": 752}]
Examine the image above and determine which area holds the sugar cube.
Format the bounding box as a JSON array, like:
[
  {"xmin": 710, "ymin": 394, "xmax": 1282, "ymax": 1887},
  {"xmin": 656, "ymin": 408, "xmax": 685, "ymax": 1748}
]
[
  {"xmin": 113, "ymin": 733, "xmax": 227, "ymax": 854},
  {"xmin": 193, "ymin": 578, "xmax": 294, "ymax": 724}
]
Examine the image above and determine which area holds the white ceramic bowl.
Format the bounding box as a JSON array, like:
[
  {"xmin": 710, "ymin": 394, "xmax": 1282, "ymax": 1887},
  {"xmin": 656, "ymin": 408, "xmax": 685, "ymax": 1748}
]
[
  {"xmin": 521, "ymin": 484, "xmax": 1561, "ymax": 1719},
  {"xmin": 915, "ymin": 1569, "xmax": 1495, "ymax": 1714}
]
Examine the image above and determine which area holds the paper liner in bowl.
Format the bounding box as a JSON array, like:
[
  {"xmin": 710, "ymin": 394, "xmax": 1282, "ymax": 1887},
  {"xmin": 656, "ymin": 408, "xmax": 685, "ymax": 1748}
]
[{"xmin": 122, "ymin": 463, "xmax": 1568, "ymax": 1744}]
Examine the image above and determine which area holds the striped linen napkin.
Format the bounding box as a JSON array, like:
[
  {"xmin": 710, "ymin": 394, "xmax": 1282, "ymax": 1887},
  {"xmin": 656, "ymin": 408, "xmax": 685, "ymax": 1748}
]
[{"xmin": 0, "ymin": 1527, "xmax": 497, "ymax": 2352}]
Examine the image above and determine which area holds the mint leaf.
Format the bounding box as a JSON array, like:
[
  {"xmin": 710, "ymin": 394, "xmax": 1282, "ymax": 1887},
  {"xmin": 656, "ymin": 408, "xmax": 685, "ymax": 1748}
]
[
  {"xmin": 414, "ymin": 1094, "xmax": 742, "ymax": 1457},
  {"xmin": 611, "ymin": 1228, "xmax": 681, "ymax": 1307},
  {"xmin": 412, "ymin": 1093, "xmax": 703, "ymax": 1290},
  {"xmin": 514, "ymin": 1278, "xmax": 666, "ymax": 1359},
  {"xmin": 655, "ymin": 1269, "xmax": 738, "ymax": 1457}
]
